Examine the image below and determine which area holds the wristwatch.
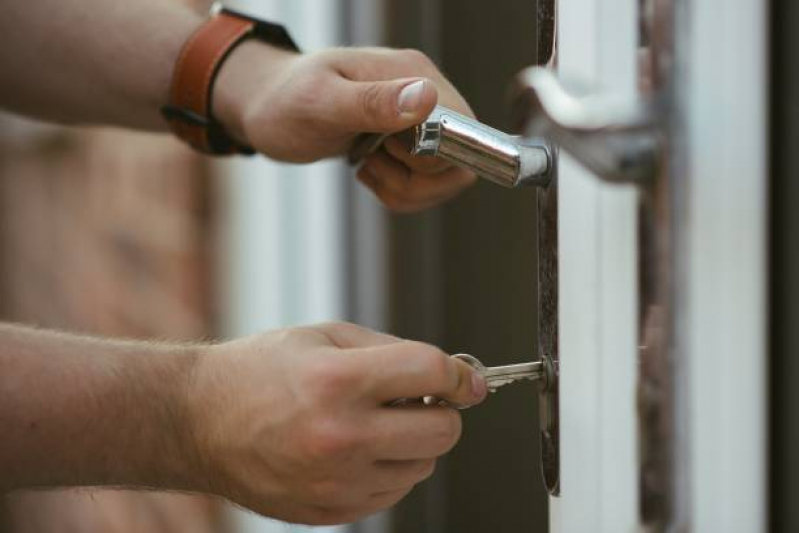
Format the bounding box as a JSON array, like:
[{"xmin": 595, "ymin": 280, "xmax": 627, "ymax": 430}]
[{"xmin": 162, "ymin": 2, "xmax": 299, "ymax": 155}]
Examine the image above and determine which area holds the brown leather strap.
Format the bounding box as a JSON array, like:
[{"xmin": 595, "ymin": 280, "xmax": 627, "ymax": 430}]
[{"xmin": 163, "ymin": 8, "xmax": 298, "ymax": 155}]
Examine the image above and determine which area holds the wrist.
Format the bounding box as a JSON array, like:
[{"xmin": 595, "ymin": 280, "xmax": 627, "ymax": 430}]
[
  {"xmin": 169, "ymin": 344, "xmax": 214, "ymax": 494},
  {"xmin": 182, "ymin": 341, "xmax": 235, "ymax": 498},
  {"xmin": 212, "ymin": 40, "xmax": 299, "ymax": 148},
  {"xmin": 120, "ymin": 342, "xmax": 209, "ymax": 493}
]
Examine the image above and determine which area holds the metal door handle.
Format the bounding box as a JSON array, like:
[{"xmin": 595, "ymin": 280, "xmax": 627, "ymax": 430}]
[
  {"xmin": 514, "ymin": 67, "xmax": 660, "ymax": 184},
  {"xmin": 411, "ymin": 106, "xmax": 552, "ymax": 188},
  {"xmin": 348, "ymin": 107, "xmax": 552, "ymax": 189}
]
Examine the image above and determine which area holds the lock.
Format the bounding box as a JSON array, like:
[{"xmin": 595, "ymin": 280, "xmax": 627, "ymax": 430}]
[{"xmin": 539, "ymin": 354, "xmax": 560, "ymax": 495}]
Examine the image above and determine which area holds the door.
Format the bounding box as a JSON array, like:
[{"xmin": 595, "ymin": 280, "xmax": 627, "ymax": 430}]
[
  {"xmin": 550, "ymin": 0, "xmax": 638, "ymax": 529},
  {"xmin": 545, "ymin": 0, "xmax": 768, "ymax": 531}
]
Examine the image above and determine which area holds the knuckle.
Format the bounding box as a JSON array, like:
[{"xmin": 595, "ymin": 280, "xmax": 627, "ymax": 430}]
[
  {"xmin": 416, "ymin": 459, "xmax": 437, "ymax": 482},
  {"xmin": 304, "ymin": 419, "xmax": 362, "ymax": 461},
  {"xmin": 394, "ymin": 177, "xmax": 419, "ymax": 200},
  {"xmin": 397, "ymin": 48, "xmax": 435, "ymax": 69},
  {"xmin": 375, "ymin": 488, "xmax": 412, "ymax": 511},
  {"xmin": 431, "ymin": 410, "xmax": 462, "ymax": 453},
  {"xmin": 412, "ymin": 343, "xmax": 453, "ymax": 386},
  {"xmin": 336, "ymin": 321, "xmax": 370, "ymax": 337},
  {"xmin": 316, "ymin": 320, "xmax": 354, "ymax": 335},
  {"xmin": 358, "ymin": 83, "xmax": 387, "ymax": 121},
  {"xmin": 305, "ymin": 357, "xmax": 359, "ymax": 402}
]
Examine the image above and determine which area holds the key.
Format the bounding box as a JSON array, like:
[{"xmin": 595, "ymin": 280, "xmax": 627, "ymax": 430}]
[
  {"xmin": 453, "ymin": 354, "xmax": 545, "ymax": 393},
  {"xmin": 390, "ymin": 354, "xmax": 546, "ymax": 410}
]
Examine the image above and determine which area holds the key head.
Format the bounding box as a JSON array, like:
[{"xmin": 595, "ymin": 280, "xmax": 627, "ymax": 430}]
[
  {"xmin": 452, "ymin": 353, "xmax": 487, "ymax": 372},
  {"xmin": 452, "ymin": 354, "xmax": 510, "ymax": 395},
  {"xmin": 452, "ymin": 354, "xmax": 505, "ymax": 393}
]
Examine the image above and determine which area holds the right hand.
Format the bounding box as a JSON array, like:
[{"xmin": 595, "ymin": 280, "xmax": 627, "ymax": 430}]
[
  {"xmin": 214, "ymin": 44, "xmax": 478, "ymax": 213},
  {"xmin": 186, "ymin": 322, "xmax": 487, "ymax": 525}
]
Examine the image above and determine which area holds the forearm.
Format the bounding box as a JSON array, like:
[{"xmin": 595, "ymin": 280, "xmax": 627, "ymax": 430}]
[
  {"xmin": 0, "ymin": 0, "xmax": 204, "ymax": 131},
  {"xmin": 0, "ymin": 323, "xmax": 203, "ymax": 492}
]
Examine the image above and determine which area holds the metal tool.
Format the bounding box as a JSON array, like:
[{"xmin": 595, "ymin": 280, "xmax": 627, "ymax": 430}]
[
  {"xmin": 349, "ymin": 106, "xmax": 553, "ymax": 188},
  {"xmin": 391, "ymin": 353, "xmax": 554, "ymax": 410},
  {"xmin": 451, "ymin": 354, "xmax": 546, "ymax": 392}
]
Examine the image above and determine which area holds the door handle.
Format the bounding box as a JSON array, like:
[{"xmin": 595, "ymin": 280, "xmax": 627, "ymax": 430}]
[
  {"xmin": 350, "ymin": 68, "xmax": 659, "ymax": 188},
  {"xmin": 513, "ymin": 67, "xmax": 660, "ymax": 184},
  {"xmin": 348, "ymin": 107, "xmax": 552, "ymax": 189},
  {"xmin": 409, "ymin": 106, "xmax": 552, "ymax": 188}
]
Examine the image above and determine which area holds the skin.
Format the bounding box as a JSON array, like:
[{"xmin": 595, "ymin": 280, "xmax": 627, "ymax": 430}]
[
  {"xmin": 0, "ymin": 323, "xmax": 486, "ymax": 525},
  {"xmin": 0, "ymin": 0, "xmax": 486, "ymax": 526},
  {"xmin": 0, "ymin": 2, "xmax": 477, "ymax": 214}
]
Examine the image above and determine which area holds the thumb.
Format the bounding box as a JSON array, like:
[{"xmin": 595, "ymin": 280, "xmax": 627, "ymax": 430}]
[
  {"xmin": 337, "ymin": 78, "xmax": 438, "ymax": 133},
  {"xmin": 436, "ymin": 358, "xmax": 489, "ymax": 408}
]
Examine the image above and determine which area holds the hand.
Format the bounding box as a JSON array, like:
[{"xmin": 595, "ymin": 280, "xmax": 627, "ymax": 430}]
[
  {"xmin": 187, "ymin": 322, "xmax": 487, "ymax": 525},
  {"xmin": 214, "ymin": 43, "xmax": 478, "ymax": 213}
]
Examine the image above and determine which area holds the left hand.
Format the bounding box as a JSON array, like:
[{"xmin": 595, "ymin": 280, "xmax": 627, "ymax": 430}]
[
  {"xmin": 213, "ymin": 43, "xmax": 477, "ymax": 213},
  {"xmin": 186, "ymin": 322, "xmax": 487, "ymax": 525}
]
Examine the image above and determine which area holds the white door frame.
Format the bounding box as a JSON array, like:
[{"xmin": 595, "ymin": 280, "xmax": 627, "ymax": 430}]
[
  {"xmin": 681, "ymin": 0, "xmax": 767, "ymax": 528},
  {"xmin": 552, "ymin": 0, "xmax": 767, "ymax": 531},
  {"xmin": 553, "ymin": 0, "xmax": 639, "ymax": 530}
]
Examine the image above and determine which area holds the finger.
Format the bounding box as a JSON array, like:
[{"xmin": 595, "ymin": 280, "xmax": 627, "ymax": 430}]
[
  {"xmin": 399, "ymin": 180, "xmax": 475, "ymax": 213},
  {"xmin": 358, "ymin": 162, "xmax": 468, "ymax": 213},
  {"xmin": 314, "ymin": 322, "xmax": 402, "ymax": 349},
  {"xmin": 372, "ymin": 459, "xmax": 436, "ymax": 492},
  {"xmin": 357, "ymin": 164, "xmax": 414, "ymax": 213},
  {"xmin": 369, "ymin": 487, "xmax": 413, "ymax": 503},
  {"xmin": 330, "ymin": 76, "xmax": 438, "ymax": 134},
  {"xmin": 319, "ymin": 487, "xmax": 413, "ymax": 525},
  {"xmin": 383, "ymin": 135, "xmax": 451, "ymax": 174},
  {"xmin": 327, "ymin": 47, "xmax": 474, "ymax": 124},
  {"xmin": 357, "ymin": 164, "xmax": 378, "ymax": 189},
  {"xmin": 365, "ymin": 487, "xmax": 414, "ymax": 515},
  {"xmin": 450, "ymin": 357, "xmax": 488, "ymax": 406},
  {"xmin": 362, "ymin": 149, "xmax": 411, "ymax": 184},
  {"xmin": 363, "ymin": 152, "xmax": 474, "ymax": 200},
  {"xmin": 357, "ymin": 165, "xmax": 411, "ymax": 212},
  {"xmin": 363, "ymin": 154, "xmax": 475, "ymax": 204},
  {"xmin": 370, "ymin": 406, "xmax": 463, "ymax": 460},
  {"xmin": 356, "ymin": 341, "xmax": 485, "ymax": 405}
]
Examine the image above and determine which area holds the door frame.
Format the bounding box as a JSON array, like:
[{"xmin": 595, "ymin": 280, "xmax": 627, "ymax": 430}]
[
  {"xmin": 553, "ymin": 0, "xmax": 639, "ymax": 529},
  {"xmin": 553, "ymin": 0, "xmax": 768, "ymax": 530}
]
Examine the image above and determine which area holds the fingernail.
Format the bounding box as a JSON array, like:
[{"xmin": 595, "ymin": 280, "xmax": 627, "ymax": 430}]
[
  {"xmin": 397, "ymin": 80, "xmax": 426, "ymax": 114},
  {"xmin": 471, "ymin": 370, "xmax": 487, "ymax": 402}
]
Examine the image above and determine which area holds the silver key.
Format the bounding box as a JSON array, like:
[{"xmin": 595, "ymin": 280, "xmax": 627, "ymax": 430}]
[
  {"xmin": 390, "ymin": 353, "xmax": 545, "ymax": 410},
  {"xmin": 453, "ymin": 354, "xmax": 545, "ymax": 392}
]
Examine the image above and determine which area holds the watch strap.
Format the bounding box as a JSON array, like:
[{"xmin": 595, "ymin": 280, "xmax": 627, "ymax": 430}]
[{"xmin": 162, "ymin": 7, "xmax": 298, "ymax": 155}]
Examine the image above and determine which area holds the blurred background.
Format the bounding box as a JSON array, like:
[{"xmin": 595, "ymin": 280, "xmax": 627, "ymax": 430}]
[{"xmin": 0, "ymin": 0, "xmax": 550, "ymax": 532}]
